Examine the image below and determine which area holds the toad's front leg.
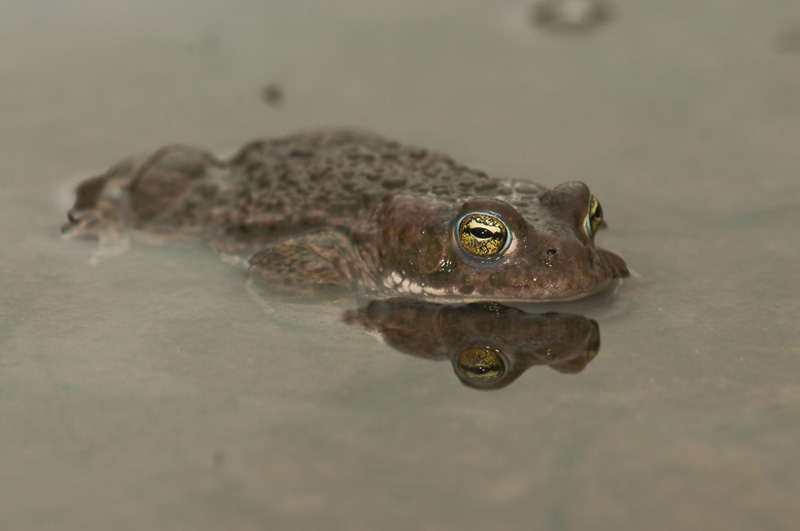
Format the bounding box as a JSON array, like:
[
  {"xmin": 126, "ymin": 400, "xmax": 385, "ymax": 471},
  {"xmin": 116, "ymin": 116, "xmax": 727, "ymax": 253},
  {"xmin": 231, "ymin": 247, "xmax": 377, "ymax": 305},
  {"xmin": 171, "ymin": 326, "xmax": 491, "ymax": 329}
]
[{"xmin": 247, "ymin": 231, "xmax": 370, "ymax": 303}]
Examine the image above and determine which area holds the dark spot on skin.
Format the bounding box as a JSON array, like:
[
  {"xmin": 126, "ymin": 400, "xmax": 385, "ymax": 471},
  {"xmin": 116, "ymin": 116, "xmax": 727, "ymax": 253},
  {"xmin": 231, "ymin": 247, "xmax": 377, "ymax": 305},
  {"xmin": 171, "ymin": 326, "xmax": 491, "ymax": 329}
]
[
  {"xmin": 346, "ymin": 147, "xmax": 377, "ymax": 161},
  {"xmin": 361, "ymin": 192, "xmax": 379, "ymax": 206},
  {"xmin": 289, "ymin": 147, "xmax": 314, "ymax": 158},
  {"xmin": 243, "ymin": 157, "xmax": 263, "ymax": 172},
  {"xmin": 382, "ymin": 176, "xmax": 407, "ymax": 189},
  {"xmin": 302, "ymin": 210, "xmax": 327, "ymax": 226},
  {"xmin": 459, "ymin": 285, "xmax": 475, "ymax": 295},
  {"xmin": 192, "ymin": 183, "xmax": 219, "ymax": 202},
  {"xmin": 309, "ymin": 167, "xmax": 330, "ymax": 181},
  {"xmin": 547, "ymin": 248, "xmax": 558, "ymax": 257}
]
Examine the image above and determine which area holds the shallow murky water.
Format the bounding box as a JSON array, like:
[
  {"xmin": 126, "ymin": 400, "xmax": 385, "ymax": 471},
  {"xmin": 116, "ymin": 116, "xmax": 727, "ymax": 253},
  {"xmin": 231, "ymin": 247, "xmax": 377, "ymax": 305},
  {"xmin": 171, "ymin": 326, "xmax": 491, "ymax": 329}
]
[{"xmin": 2, "ymin": 1, "xmax": 799, "ymax": 529}]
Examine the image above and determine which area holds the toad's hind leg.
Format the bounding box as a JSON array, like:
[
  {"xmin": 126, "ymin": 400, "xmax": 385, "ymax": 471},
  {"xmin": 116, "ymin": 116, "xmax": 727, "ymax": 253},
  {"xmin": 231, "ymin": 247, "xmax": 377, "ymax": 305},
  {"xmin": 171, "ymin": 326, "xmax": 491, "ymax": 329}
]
[
  {"xmin": 247, "ymin": 231, "xmax": 365, "ymax": 302},
  {"xmin": 62, "ymin": 145, "xmax": 223, "ymax": 240}
]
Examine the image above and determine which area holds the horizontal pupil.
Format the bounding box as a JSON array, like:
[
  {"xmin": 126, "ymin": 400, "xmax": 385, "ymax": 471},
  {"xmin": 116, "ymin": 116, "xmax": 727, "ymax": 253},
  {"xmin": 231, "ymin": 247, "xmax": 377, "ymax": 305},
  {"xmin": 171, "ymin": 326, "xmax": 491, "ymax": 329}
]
[{"xmin": 469, "ymin": 227, "xmax": 495, "ymax": 239}]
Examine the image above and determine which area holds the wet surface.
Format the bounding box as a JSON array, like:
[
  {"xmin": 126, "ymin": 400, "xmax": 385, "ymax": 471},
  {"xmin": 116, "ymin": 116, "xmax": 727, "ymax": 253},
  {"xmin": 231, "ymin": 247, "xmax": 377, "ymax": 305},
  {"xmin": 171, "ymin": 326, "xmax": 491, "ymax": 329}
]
[
  {"xmin": 776, "ymin": 27, "xmax": 800, "ymax": 52},
  {"xmin": 2, "ymin": 1, "xmax": 800, "ymax": 529}
]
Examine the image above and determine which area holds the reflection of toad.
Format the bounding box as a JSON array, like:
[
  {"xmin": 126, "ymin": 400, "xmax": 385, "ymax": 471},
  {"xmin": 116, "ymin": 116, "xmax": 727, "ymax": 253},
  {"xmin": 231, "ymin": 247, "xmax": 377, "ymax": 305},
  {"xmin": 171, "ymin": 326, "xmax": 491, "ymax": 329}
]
[
  {"xmin": 344, "ymin": 300, "xmax": 601, "ymax": 390},
  {"xmin": 62, "ymin": 130, "xmax": 628, "ymax": 303}
]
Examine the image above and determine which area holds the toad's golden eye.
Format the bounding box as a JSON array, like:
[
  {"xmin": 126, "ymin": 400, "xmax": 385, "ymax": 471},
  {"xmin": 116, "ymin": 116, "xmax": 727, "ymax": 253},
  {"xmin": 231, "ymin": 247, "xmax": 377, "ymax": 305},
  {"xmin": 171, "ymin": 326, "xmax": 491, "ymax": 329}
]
[
  {"xmin": 585, "ymin": 195, "xmax": 603, "ymax": 237},
  {"xmin": 457, "ymin": 213, "xmax": 510, "ymax": 257}
]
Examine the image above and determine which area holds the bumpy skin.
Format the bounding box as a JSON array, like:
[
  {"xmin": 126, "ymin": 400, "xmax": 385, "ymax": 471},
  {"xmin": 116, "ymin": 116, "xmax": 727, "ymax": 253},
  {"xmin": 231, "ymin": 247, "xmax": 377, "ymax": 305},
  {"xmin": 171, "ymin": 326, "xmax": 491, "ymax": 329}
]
[{"xmin": 62, "ymin": 130, "xmax": 629, "ymax": 302}]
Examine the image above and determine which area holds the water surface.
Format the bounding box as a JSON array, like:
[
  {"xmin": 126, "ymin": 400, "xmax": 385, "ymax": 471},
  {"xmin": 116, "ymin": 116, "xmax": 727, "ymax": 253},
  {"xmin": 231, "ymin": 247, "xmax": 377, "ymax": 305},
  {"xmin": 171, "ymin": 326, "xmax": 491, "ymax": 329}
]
[{"xmin": 2, "ymin": 1, "xmax": 799, "ymax": 529}]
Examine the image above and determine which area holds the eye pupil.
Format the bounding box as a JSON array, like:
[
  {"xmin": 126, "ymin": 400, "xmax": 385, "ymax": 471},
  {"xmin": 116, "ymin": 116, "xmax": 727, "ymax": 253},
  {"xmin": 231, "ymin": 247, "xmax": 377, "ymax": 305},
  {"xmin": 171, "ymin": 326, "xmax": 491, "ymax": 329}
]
[
  {"xmin": 592, "ymin": 203, "xmax": 603, "ymax": 223},
  {"xmin": 469, "ymin": 227, "xmax": 495, "ymax": 239}
]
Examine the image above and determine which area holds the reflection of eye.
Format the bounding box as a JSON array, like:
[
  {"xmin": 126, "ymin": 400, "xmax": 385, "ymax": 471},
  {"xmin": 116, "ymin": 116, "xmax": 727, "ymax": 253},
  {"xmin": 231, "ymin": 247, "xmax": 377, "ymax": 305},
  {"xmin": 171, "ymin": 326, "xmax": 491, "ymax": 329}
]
[
  {"xmin": 457, "ymin": 213, "xmax": 510, "ymax": 258},
  {"xmin": 455, "ymin": 347, "xmax": 507, "ymax": 384},
  {"xmin": 585, "ymin": 195, "xmax": 603, "ymax": 237}
]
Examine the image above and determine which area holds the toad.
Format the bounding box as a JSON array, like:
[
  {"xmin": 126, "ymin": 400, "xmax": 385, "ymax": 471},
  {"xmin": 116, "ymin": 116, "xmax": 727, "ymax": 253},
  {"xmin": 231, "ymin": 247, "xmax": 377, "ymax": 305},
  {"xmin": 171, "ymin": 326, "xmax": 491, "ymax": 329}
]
[{"xmin": 62, "ymin": 130, "xmax": 629, "ymax": 302}]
